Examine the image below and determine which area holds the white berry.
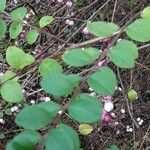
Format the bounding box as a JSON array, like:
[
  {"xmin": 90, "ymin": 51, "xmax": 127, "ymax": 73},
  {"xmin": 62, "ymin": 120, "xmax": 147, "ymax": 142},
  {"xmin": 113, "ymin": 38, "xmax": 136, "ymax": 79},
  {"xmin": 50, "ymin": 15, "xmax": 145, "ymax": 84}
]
[
  {"xmin": 89, "ymin": 92, "xmax": 96, "ymax": 97},
  {"xmin": 44, "ymin": 97, "xmax": 51, "ymax": 102},
  {"xmin": 137, "ymin": 117, "xmax": 141, "ymax": 122},
  {"xmin": 104, "ymin": 102, "xmax": 114, "ymax": 112},
  {"xmin": 121, "ymin": 109, "xmax": 125, "ymax": 114},
  {"xmin": 30, "ymin": 100, "xmax": 35, "ymax": 104},
  {"xmin": 11, "ymin": 107, "xmax": 15, "ymax": 112},
  {"xmin": 0, "ymin": 118, "xmax": 5, "ymax": 124},
  {"xmin": 83, "ymin": 27, "xmax": 90, "ymax": 35},
  {"xmin": 68, "ymin": 20, "xmax": 74, "ymax": 26}
]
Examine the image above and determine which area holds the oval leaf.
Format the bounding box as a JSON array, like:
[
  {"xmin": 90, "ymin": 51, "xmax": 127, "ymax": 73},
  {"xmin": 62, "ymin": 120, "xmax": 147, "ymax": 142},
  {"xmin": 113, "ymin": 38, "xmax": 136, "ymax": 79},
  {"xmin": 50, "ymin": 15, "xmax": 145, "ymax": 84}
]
[
  {"xmin": 1, "ymin": 80, "xmax": 23, "ymax": 103},
  {"xmin": 45, "ymin": 124, "xmax": 80, "ymax": 150},
  {"xmin": 9, "ymin": 21, "xmax": 22, "ymax": 39},
  {"xmin": 0, "ymin": 0, "xmax": 6, "ymax": 13},
  {"xmin": 40, "ymin": 73, "xmax": 80, "ymax": 96},
  {"xmin": 108, "ymin": 40, "xmax": 138, "ymax": 68},
  {"xmin": 39, "ymin": 16, "xmax": 54, "ymax": 28},
  {"xmin": 126, "ymin": 19, "xmax": 150, "ymax": 42},
  {"xmin": 78, "ymin": 124, "xmax": 93, "ymax": 135},
  {"xmin": 128, "ymin": 89, "xmax": 138, "ymax": 101},
  {"xmin": 141, "ymin": 7, "xmax": 150, "ymax": 19},
  {"xmin": 62, "ymin": 47, "xmax": 101, "ymax": 67},
  {"xmin": 68, "ymin": 94, "xmax": 103, "ymax": 123},
  {"xmin": 87, "ymin": 21, "xmax": 119, "ymax": 37},
  {"xmin": 15, "ymin": 101, "xmax": 60, "ymax": 130},
  {"xmin": 0, "ymin": 19, "xmax": 6, "ymax": 37},
  {"xmin": 2, "ymin": 70, "xmax": 18, "ymax": 82},
  {"xmin": 6, "ymin": 131, "xmax": 40, "ymax": 150},
  {"xmin": 26, "ymin": 29, "xmax": 39, "ymax": 45},
  {"xmin": 39, "ymin": 58, "xmax": 63, "ymax": 76},
  {"xmin": 88, "ymin": 67, "xmax": 117, "ymax": 96},
  {"xmin": 11, "ymin": 7, "xmax": 27, "ymax": 21},
  {"xmin": 6, "ymin": 46, "xmax": 35, "ymax": 69}
]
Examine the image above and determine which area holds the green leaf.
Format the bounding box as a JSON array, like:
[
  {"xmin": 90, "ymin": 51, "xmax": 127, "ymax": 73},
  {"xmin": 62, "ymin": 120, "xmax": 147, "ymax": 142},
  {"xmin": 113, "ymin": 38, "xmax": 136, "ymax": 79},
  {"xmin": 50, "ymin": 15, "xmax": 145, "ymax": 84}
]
[
  {"xmin": 2, "ymin": 70, "xmax": 18, "ymax": 82},
  {"xmin": 141, "ymin": 7, "xmax": 150, "ymax": 19},
  {"xmin": 9, "ymin": 21, "xmax": 22, "ymax": 39},
  {"xmin": 6, "ymin": 46, "xmax": 35, "ymax": 69},
  {"xmin": 0, "ymin": 0, "xmax": 6, "ymax": 13},
  {"xmin": 40, "ymin": 73, "xmax": 80, "ymax": 96},
  {"xmin": 107, "ymin": 145, "xmax": 120, "ymax": 150},
  {"xmin": 62, "ymin": 47, "xmax": 101, "ymax": 67},
  {"xmin": 0, "ymin": 19, "xmax": 6, "ymax": 37},
  {"xmin": 88, "ymin": 67, "xmax": 117, "ymax": 96},
  {"xmin": 108, "ymin": 40, "xmax": 138, "ymax": 68},
  {"xmin": 45, "ymin": 124, "xmax": 80, "ymax": 150},
  {"xmin": 39, "ymin": 16, "xmax": 54, "ymax": 28},
  {"xmin": 1, "ymin": 80, "xmax": 23, "ymax": 103},
  {"xmin": 128, "ymin": 89, "xmax": 138, "ymax": 101},
  {"xmin": 11, "ymin": 7, "xmax": 27, "ymax": 21},
  {"xmin": 39, "ymin": 58, "xmax": 63, "ymax": 76},
  {"xmin": 15, "ymin": 101, "xmax": 60, "ymax": 130},
  {"xmin": 87, "ymin": 21, "xmax": 119, "ymax": 37},
  {"xmin": 126, "ymin": 18, "xmax": 150, "ymax": 42},
  {"xmin": 26, "ymin": 29, "xmax": 39, "ymax": 45},
  {"xmin": 0, "ymin": 132, "xmax": 5, "ymax": 139},
  {"xmin": 6, "ymin": 131, "xmax": 40, "ymax": 150},
  {"xmin": 68, "ymin": 94, "xmax": 103, "ymax": 123},
  {"xmin": 5, "ymin": 108, "xmax": 12, "ymax": 116}
]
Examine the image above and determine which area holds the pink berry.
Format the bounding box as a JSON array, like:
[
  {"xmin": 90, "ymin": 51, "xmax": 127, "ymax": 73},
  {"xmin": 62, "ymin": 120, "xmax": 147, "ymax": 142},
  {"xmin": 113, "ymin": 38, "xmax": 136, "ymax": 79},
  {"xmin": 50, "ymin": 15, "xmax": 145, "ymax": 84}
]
[
  {"xmin": 66, "ymin": 1, "xmax": 73, "ymax": 7},
  {"xmin": 83, "ymin": 27, "xmax": 90, "ymax": 35},
  {"xmin": 103, "ymin": 115, "xmax": 111, "ymax": 123},
  {"xmin": 57, "ymin": 0, "xmax": 63, "ymax": 3},
  {"xmin": 65, "ymin": 19, "xmax": 70, "ymax": 25},
  {"xmin": 68, "ymin": 20, "xmax": 74, "ymax": 26}
]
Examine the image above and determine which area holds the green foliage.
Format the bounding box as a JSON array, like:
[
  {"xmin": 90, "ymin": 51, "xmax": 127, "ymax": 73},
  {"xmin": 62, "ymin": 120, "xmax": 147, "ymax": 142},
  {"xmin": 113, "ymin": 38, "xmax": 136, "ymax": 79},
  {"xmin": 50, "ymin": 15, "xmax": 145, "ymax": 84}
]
[
  {"xmin": 2, "ymin": 70, "xmax": 18, "ymax": 82},
  {"xmin": 128, "ymin": 89, "xmax": 138, "ymax": 101},
  {"xmin": 0, "ymin": 0, "xmax": 6, "ymax": 13},
  {"xmin": 126, "ymin": 18, "xmax": 150, "ymax": 42},
  {"xmin": 9, "ymin": 21, "xmax": 22, "ymax": 39},
  {"xmin": 39, "ymin": 16, "xmax": 54, "ymax": 28},
  {"xmin": 26, "ymin": 29, "xmax": 39, "ymax": 45},
  {"xmin": 141, "ymin": 7, "xmax": 150, "ymax": 19},
  {"xmin": 0, "ymin": 19, "xmax": 6, "ymax": 37},
  {"xmin": 10, "ymin": 7, "xmax": 27, "ymax": 21},
  {"xmin": 0, "ymin": 132, "xmax": 5, "ymax": 139},
  {"xmin": 6, "ymin": 46, "xmax": 35, "ymax": 69},
  {"xmin": 87, "ymin": 21, "xmax": 119, "ymax": 37},
  {"xmin": 40, "ymin": 72, "xmax": 80, "ymax": 96},
  {"xmin": 62, "ymin": 47, "xmax": 101, "ymax": 67},
  {"xmin": 88, "ymin": 67, "xmax": 117, "ymax": 96},
  {"xmin": 15, "ymin": 101, "xmax": 60, "ymax": 130},
  {"xmin": 6, "ymin": 131, "xmax": 40, "ymax": 150},
  {"xmin": 45, "ymin": 124, "xmax": 80, "ymax": 150},
  {"xmin": 68, "ymin": 94, "xmax": 103, "ymax": 123},
  {"xmin": 39, "ymin": 58, "xmax": 63, "ymax": 75},
  {"xmin": 1, "ymin": 80, "xmax": 24, "ymax": 103},
  {"xmin": 108, "ymin": 40, "xmax": 138, "ymax": 68},
  {"xmin": 107, "ymin": 145, "xmax": 120, "ymax": 150}
]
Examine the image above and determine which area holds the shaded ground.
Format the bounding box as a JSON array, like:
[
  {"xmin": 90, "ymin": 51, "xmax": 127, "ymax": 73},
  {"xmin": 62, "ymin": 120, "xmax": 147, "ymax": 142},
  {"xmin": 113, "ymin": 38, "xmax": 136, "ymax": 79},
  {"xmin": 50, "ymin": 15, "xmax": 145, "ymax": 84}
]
[{"xmin": 0, "ymin": 0, "xmax": 150, "ymax": 149}]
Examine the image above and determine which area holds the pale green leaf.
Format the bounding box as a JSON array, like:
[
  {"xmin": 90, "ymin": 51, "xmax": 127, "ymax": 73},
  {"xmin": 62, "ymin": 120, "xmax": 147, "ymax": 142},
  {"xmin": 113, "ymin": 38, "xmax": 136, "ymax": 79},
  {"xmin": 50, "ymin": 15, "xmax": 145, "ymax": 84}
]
[{"xmin": 39, "ymin": 16, "xmax": 54, "ymax": 28}]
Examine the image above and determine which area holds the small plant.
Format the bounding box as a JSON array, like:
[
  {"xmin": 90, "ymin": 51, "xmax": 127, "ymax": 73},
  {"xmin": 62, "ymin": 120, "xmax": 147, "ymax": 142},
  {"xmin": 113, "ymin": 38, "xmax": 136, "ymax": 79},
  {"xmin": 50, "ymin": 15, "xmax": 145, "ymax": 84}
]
[{"xmin": 0, "ymin": 0, "xmax": 150, "ymax": 149}]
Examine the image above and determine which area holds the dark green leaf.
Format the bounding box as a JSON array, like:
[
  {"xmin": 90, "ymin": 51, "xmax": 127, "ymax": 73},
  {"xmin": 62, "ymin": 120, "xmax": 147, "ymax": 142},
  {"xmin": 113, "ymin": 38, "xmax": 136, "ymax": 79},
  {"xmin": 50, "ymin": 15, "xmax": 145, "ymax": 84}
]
[
  {"xmin": 40, "ymin": 73, "xmax": 80, "ymax": 96},
  {"xmin": 87, "ymin": 21, "xmax": 119, "ymax": 37},
  {"xmin": 9, "ymin": 21, "xmax": 22, "ymax": 39},
  {"xmin": 15, "ymin": 101, "xmax": 60, "ymax": 130},
  {"xmin": 0, "ymin": 19, "xmax": 6, "ymax": 37},
  {"xmin": 45, "ymin": 124, "xmax": 80, "ymax": 150},
  {"xmin": 126, "ymin": 19, "xmax": 150, "ymax": 42},
  {"xmin": 68, "ymin": 94, "xmax": 103, "ymax": 123},
  {"xmin": 88, "ymin": 67, "xmax": 117, "ymax": 96},
  {"xmin": 108, "ymin": 40, "xmax": 138, "ymax": 68},
  {"xmin": 6, "ymin": 131, "xmax": 40, "ymax": 150},
  {"xmin": 62, "ymin": 47, "xmax": 101, "ymax": 67},
  {"xmin": 0, "ymin": 0, "xmax": 6, "ymax": 13}
]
